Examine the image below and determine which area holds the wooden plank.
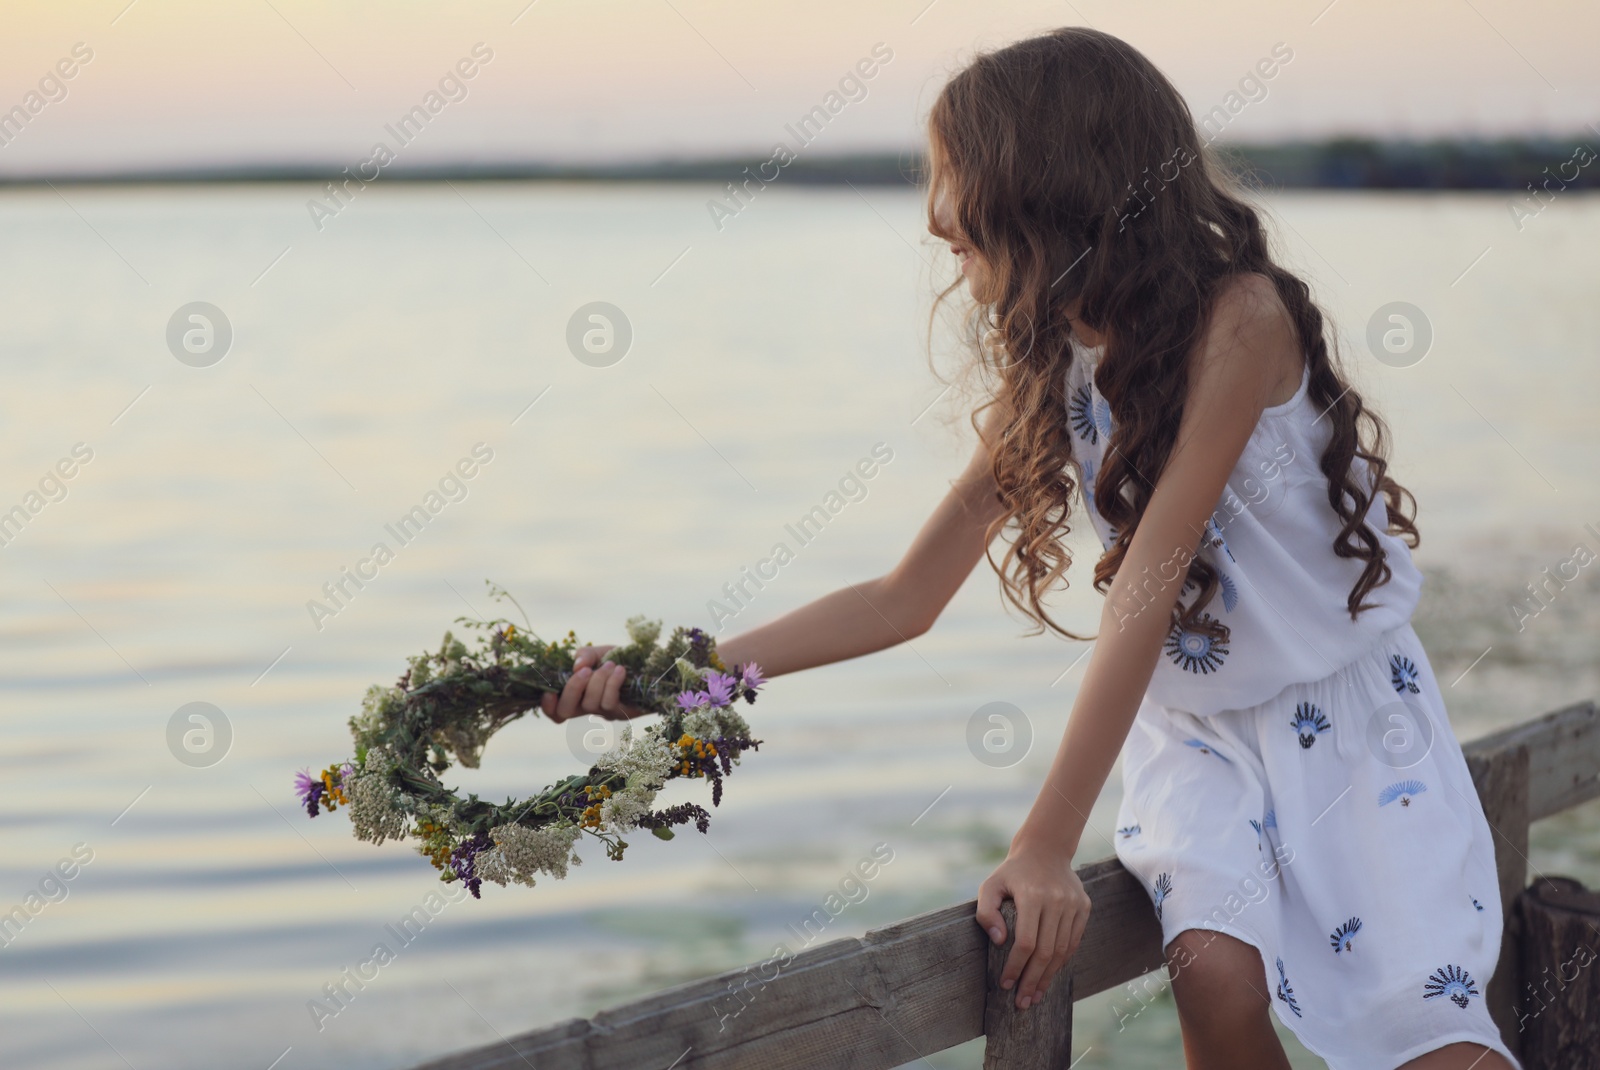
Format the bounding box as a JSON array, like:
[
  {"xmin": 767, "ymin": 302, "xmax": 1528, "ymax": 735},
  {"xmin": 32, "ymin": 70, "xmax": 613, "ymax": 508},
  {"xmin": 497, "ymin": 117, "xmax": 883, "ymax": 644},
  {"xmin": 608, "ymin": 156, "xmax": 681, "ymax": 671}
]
[
  {"xmin": 409, "ymin": 702, "xmax": 1597, "ymax": 1070},
  {"xmin": 410, "ymin": 901, "xmax": 988, "ymax": 1070},
  {"xmin": 983, "ymin": 901, "xmax": 1074, "ymax": 1069},
  {"xmin": 410, "ymin": 861, "xmax": 1160, "ymax": 1070},
  {"xmin": 1463, "ymin": 700, "xmax": 1599, "ymax": 821}
]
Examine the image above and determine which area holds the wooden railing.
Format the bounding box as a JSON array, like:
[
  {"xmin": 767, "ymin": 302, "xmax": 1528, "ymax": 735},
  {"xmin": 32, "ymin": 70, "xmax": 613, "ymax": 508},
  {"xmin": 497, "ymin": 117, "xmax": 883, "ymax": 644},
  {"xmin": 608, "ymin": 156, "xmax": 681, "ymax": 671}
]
[{"xmin": 413, "ymin": 700, "xmax": 1600, "ymax": 1070}]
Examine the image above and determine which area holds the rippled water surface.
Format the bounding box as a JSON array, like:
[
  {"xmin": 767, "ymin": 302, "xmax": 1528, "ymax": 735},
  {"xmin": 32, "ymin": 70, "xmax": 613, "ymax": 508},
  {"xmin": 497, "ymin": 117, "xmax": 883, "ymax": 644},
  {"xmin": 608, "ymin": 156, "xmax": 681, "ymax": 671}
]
[{"xmin": 1, "ymin": 184, "xmax": 1596, "ymax": 1069}]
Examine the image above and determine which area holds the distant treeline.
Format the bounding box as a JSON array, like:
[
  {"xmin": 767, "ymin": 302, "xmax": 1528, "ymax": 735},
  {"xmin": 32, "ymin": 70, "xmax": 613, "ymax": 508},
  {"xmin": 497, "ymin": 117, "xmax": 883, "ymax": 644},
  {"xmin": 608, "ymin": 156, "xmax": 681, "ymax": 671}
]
[
  {"xmin": 1220, "ymin": 136, "xmax": 1599, "ymax": 191},
  {"xmin": 6, "ymin": 135, "xmax": 1597, "ymax": 190}
]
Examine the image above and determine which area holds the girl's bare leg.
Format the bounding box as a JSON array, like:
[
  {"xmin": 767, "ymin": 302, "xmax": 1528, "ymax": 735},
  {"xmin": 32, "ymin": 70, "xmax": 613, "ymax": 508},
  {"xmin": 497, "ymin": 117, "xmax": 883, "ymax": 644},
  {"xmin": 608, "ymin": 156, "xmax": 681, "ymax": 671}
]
[{"xmin": 1165, "ymin": 929, "xmax": 1292, "ymax": 1070}]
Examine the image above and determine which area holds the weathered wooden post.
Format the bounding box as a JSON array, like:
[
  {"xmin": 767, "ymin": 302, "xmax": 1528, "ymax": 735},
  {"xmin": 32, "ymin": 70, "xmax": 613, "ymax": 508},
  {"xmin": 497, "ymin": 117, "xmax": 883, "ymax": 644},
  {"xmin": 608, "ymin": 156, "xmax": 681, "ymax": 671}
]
[
  {"xmin": 1513, "ymin": 875, "xmax": 1600, "ymax": 1068},
  {"xmin": 983, "ymin": 901, "xmax": 1074, "ymax": 1069}
]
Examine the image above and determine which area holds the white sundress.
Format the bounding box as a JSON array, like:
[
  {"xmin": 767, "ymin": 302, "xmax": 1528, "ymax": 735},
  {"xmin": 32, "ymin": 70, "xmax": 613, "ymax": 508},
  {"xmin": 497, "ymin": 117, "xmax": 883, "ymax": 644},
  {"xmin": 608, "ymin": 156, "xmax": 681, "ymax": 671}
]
[{"xmin": 1065, "ymin": 341, "xmax": 1522, "ymax": 1070}]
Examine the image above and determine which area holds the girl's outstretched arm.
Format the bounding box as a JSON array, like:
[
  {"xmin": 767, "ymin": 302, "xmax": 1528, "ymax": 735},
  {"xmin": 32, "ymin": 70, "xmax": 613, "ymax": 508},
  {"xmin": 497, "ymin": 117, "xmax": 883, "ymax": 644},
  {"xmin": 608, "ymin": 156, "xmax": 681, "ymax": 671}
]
[
  {"xmin": 541, "ymin": 411, "xmax": 1010, "ymax": 722},
  {"xmin": 713, "ymin": 422, "xmax": 1010, "ymax": 677},
  {"xmin": 978, "ymin": 274, "xmax": 1301, "ymax": 1011}
]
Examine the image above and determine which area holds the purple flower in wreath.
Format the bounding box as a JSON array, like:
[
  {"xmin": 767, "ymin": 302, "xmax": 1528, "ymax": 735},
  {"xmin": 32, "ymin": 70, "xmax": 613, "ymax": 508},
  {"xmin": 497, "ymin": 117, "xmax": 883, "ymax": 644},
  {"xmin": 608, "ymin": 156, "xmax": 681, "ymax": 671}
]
[
  {"xmin": 676, "ymin": 689, "xmax": 709, "ymax": 711},
  {"xmin": 704, "ymin": 671, "xmax": 736, "ymax": 707},
  {"xmin": 294, "ymin": 769, "xmax": 323, "ymax": 817},
  {"xmin": 450, "ymin": 831, "xmax": 493, "ymax": 900},
  {"xmin": 740, "ymin": 663, "xmax": 766, "ymax": 690}
]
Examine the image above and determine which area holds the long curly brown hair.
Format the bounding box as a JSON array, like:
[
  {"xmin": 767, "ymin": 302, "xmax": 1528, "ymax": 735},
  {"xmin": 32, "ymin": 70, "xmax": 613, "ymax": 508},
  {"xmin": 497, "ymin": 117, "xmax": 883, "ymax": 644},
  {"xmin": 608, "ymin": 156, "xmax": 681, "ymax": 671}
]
[{"xmin": 926, "ymin": 26, "xmax": 1419, "ymax": 641}]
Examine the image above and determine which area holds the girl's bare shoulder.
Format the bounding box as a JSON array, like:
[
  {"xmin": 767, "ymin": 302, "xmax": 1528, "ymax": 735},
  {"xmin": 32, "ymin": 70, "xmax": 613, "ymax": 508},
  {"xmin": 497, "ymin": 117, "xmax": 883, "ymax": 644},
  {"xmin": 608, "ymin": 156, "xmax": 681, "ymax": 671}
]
[{"xmin": 1196, "ymin": 271, "xmax": 1302, "ymax": 409}]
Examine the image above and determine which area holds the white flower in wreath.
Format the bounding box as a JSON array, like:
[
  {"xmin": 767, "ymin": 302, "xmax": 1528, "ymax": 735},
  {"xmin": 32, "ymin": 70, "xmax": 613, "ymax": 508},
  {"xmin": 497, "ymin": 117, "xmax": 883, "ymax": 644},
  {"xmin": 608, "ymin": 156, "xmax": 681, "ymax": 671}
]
[
  {"xmin": 352, "ymin": 683, "xmax": 404, "ymax": 740},
  {"xmin": 597, "ymin": 726, "xmax": 676, "ymax": 790},
  {"xmin": 346, "ymin": 769, "xmax": 408, "ymax": 845},
  {"xmin": 477, "ymin": 823, "xmax": 583, "ymax": 887},
  {"xmin": 598, "ymin": 785, "xmax": 656, "ymax": 832},
  {"xmin": 682, "ymin": 706, "xmax": 719, "ymax": 740}
]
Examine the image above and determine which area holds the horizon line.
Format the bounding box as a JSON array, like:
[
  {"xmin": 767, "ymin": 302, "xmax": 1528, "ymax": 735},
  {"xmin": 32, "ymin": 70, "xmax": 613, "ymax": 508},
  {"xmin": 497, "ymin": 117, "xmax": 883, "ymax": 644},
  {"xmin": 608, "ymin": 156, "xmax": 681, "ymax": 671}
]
[{"xmin": 0, "ymin": 133, "xmax": 1596, "ymax": 189}]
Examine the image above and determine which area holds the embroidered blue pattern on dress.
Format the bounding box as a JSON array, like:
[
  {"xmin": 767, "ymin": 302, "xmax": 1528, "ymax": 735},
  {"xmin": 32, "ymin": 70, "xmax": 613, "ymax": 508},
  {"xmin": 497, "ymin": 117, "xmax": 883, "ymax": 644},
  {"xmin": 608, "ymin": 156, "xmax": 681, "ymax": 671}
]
[
  {"xmin": 1218, "ymin": 571, "xmax": 1239, "ymax": 612},
  {"xmin": 1092, "ymin": 395, "xmax": 1114, "ymax": 441},
  {"xmin": 1423, "ymin": 964, "xmax": 1479, "ymax": 1009},
  {"xmin": 1275, "ymin": 957, "xmax": 1303, "ymax": 1017},
  {"xmin": 1378, "ymin": 779, "xmax": 1428, "ymax": 807},
  {"xmin": 1290, "ymin": 702, "xmax": 1331, "ymax": 749},
  {"xmin": 1069, "ymin": 384, "xmax": 1099, "ymax": 444},
  {"xmin": 1390, "ymin": 655, "xmax": 1422, "ymax": 694},
  {"xmin": 1151, "ymin": 872, "xmax": 1172, "ymax": 920},
  {"xmin": 1330, "ymin": 916, "xmax": 1362, "ymax": 954},
  {"xmin": 1249, "ymin": 809, "xmax": 1278, "ymax": 850},
  {"xmin": 1182, "ymin": 737, "xmax": 1232, "ymax": 762},
  {"xmin": 1165, "ymin": 615, "xmax": 1229, "ymax": 674},
  {"xmin": 1471, "ymin": 896, "xmax": 1484, "ymax": 912},
  {"xmin": 1117, "ymin": 823, "xmax": 1141, "ymax": 839},
  {"xmin": 1202, "ymin": 517, "xmax": 1238, "ymax": 563}
]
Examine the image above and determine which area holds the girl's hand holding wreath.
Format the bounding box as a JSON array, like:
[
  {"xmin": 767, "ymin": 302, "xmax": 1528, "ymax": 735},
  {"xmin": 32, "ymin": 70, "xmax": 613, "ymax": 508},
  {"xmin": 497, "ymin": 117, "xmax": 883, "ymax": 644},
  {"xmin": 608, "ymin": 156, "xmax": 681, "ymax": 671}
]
[{"xmin": 540, "ymin": 645, "xmax": 649, "ymax": 723}]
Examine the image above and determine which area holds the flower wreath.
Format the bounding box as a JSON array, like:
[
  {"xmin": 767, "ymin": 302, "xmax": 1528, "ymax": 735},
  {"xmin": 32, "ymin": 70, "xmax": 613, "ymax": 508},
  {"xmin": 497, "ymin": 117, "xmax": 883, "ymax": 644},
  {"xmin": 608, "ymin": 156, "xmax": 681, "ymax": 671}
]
[{"xmin": 294, "ymin": 593, "xmax": 765, "ymax": 898}]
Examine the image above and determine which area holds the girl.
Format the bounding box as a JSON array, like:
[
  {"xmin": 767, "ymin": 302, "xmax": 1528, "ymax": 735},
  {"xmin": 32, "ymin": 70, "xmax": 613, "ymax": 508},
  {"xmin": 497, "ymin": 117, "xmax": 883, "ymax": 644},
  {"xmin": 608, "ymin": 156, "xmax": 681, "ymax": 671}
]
[{"xmin": 542, "ymin": 27, "xmax": 1521, "ymax": 1070}]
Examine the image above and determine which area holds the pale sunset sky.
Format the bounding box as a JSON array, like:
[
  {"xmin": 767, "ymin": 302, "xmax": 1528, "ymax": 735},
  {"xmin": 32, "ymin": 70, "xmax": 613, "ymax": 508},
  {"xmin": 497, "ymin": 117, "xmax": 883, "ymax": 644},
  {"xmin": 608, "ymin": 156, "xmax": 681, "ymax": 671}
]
[{"xmin": 0, "ymin": 0, "xmax": 1595, "ymax": 176}]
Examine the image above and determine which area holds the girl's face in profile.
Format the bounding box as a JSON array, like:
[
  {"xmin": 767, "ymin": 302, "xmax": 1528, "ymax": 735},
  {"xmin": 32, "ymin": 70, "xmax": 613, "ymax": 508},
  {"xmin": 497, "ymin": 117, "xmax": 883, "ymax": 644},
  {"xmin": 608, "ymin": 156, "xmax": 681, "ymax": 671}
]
[
  {"xmin": 927, "ymin": 132, "xmax": 1106, "ymax": 349},
  {"xmin": 927, "ymin": 133, "xmax": 993, "ymax": 299},
  {"xmin": 930, "ymin": 181, "xmax": 987, "ymax": 294},
  {"xmin": 929, "ymin": 179, "xmax": 1105, "ymax": 350}
]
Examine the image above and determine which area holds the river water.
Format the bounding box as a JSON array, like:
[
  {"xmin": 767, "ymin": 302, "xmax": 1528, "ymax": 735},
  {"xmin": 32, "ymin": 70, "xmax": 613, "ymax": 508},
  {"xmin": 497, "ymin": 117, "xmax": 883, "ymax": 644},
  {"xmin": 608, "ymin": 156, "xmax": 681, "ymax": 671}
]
[{"xmin": 0, "ymin": 182, "xmax": 1595, "ymax": 1069}]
